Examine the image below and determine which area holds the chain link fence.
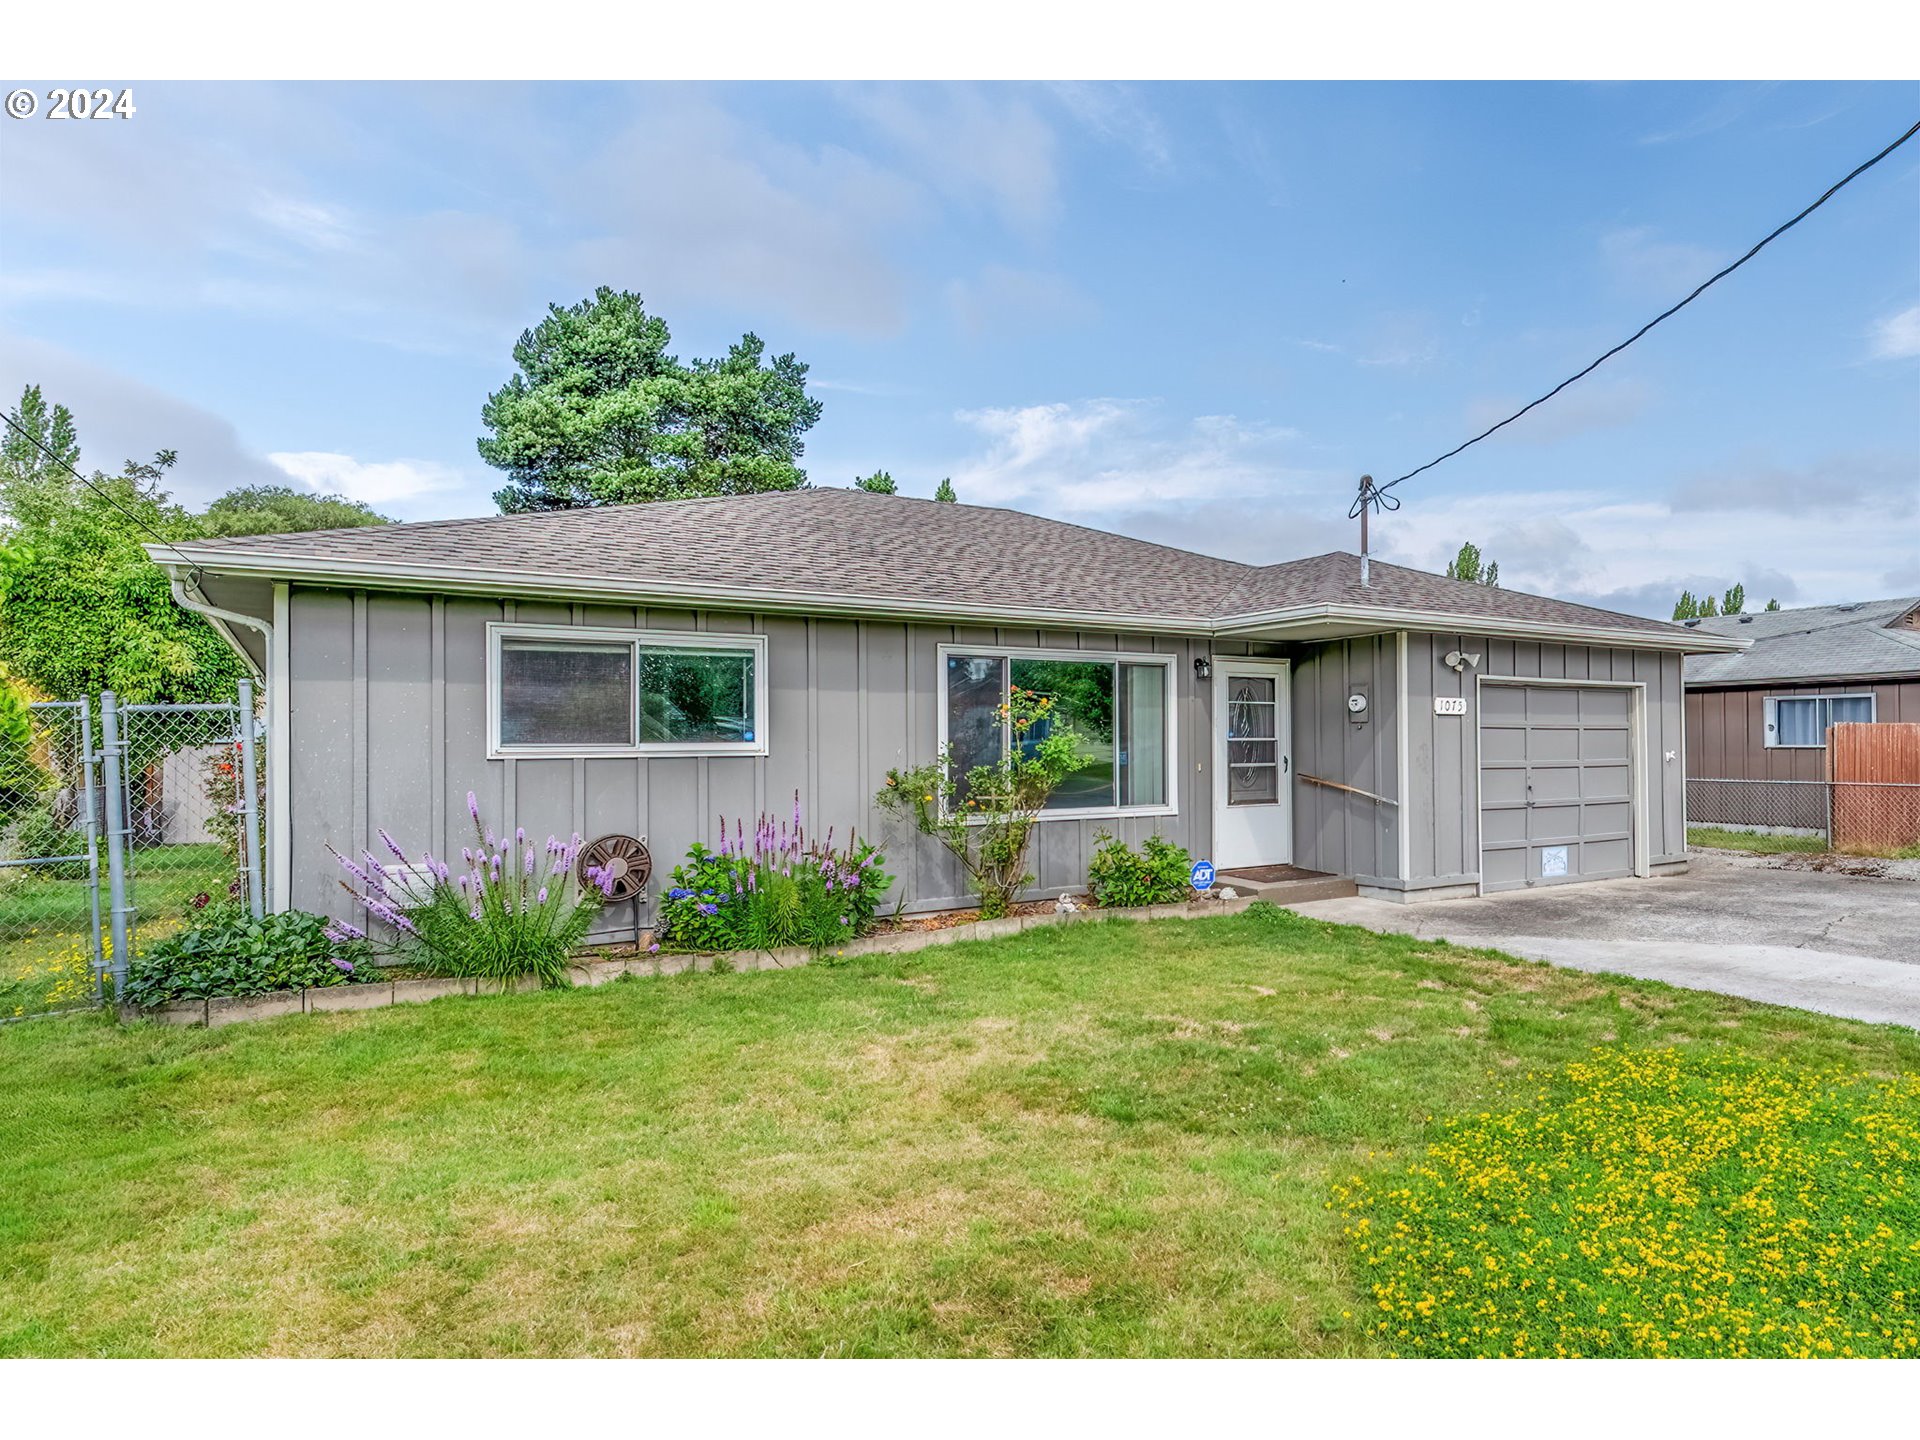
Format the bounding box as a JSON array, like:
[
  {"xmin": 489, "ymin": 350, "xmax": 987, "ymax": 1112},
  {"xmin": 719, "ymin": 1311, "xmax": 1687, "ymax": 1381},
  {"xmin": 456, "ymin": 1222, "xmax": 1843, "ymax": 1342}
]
[
  {"xmin": 1687, "ymin": 777, "xmax": 1920, "ymax": 858},
  {"xmin": 1, "ymin": 684, "xmax": 265, "ymax": 1020},
  {"xmin": 0, "ymin": 701, "xmax": 104, "ymax": 1018}
]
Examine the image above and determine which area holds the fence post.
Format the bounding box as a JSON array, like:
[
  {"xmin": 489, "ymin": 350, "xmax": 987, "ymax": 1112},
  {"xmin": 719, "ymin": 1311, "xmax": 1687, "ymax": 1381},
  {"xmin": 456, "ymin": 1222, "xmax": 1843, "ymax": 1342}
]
[
  {"xmin": 79, "ymin": 702, "xmax": 106, "ymax": 1001},
  {"xmin": 237, "ymin": 679, "xmax": 265, "ymax": 920},
  {"xmin": 99, "ymin": 692, "xmax": 133, "ymax": 996}
]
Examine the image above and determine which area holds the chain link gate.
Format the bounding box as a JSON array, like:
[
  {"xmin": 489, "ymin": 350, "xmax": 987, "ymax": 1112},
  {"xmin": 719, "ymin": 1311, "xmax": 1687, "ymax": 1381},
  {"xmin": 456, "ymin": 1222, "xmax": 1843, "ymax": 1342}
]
[
  {"xmin": 0, "ymin": 701, "xmax": 105, "ymax": 1018},
  {"xmin": 99, "ymin": 682, "xmax": 266, "ymax": 997},
  {"xmin": 1, "ymin": 682, "xmax": 265, "ymax": 1020}
]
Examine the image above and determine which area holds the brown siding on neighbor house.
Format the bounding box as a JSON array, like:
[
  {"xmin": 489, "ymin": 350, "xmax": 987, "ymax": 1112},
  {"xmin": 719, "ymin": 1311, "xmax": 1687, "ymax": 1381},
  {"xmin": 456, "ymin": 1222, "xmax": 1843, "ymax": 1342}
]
[{"xmin": 1684, "ymin": 679, "xmax": 1920, "ymax": 780}]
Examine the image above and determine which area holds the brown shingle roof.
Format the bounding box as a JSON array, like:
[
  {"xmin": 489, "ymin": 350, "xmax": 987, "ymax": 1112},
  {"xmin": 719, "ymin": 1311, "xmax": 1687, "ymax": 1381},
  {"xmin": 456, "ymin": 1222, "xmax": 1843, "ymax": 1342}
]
[{"xmin": 164, "ymin": 487, "xmax": 1702, "ymax": 640}]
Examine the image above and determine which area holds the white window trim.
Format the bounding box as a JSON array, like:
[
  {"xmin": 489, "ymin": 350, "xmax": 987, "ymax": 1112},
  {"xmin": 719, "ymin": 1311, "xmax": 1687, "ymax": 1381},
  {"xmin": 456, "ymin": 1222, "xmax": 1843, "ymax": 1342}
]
[
  {"xmin": 487, "ymin": 622, "xmax": 769, "ymax": 759},
  {"xmin": 934, "ymin": 642, "xmax": 1180, "ymax": 823},
  {"xmin": 1763, "ymin": 692, "xmax": 1876, "ymax": 749}
]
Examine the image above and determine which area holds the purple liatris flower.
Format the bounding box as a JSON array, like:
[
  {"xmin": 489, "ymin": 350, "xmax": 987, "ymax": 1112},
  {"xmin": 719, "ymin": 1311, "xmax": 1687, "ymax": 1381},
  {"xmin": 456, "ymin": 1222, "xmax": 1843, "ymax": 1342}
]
[
  {"xmin": 462, "ymin": 846, "xmax": 473, "ymax": 865},
  {"xmin": 485, "ymin": 827, "xmax": 495, "ymax": 848},
  {"xmin": 394, "ymin": 914, "xmax": 419, "ymax": 937},
  {"xmin": 331, "ymin": 956, "xmax": 355, "ymax": 973},
  {"xmin": 524, "ymin": 847, "xmax": 535, "ymax": 876},
  {"xmin": 516, "ymin": 826, "xmax": 525, "ymax": 845},
  {"xmin": 468, "ymin": 790, "xmax": 480, "ymax": 822},
  {"xmin": 470, "ymin": 903, "xmax": 482, "ymax": 921},
  {"xmin": 648, "ymin": 942, "xmax": 660, "ymax": 954},
  {"xmin": 378, "ymin": 828, "xmax": 408, "ymax": 862},
  {"xmin": 457, "ymin": 874, "xmax": 470, "ymax": 893},
  {"xmin": 537, "ymin": 886, "xmax": 549, "ymax": 904},
  {"xmin": 327, "ymin": 918, "xmax": 365, "ymax": 941}
]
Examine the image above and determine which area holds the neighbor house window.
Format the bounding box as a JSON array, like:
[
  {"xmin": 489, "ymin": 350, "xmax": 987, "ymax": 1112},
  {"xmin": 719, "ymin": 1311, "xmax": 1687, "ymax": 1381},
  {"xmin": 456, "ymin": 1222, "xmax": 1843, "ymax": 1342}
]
[
  {"xmin": 1764, "ymin": 693, "xmax": 1875, "ymax": 748},
  {"xmin": 491, "ymin": 625, "xmax": 766, "ymax": 756},
  {"xmin": 941, "ymin": 647, "xmax": 1175, "ymax": 816}
]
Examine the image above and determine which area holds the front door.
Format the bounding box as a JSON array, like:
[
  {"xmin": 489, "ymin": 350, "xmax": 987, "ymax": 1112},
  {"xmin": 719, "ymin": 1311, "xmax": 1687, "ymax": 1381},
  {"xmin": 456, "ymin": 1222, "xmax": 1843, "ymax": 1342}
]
[{"xmin": 1213, "ymin": 662, "xmax": 1293, "ymax": 869}]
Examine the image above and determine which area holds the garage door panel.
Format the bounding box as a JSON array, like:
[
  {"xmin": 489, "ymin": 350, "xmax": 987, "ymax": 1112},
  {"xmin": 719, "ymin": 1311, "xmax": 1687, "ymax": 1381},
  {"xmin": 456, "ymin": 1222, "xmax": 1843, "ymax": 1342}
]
[
  {"xmin": 1581, "ymin": 838, "xmax": 1632, "ymax": 875},
  {"xmin": 1527, "ymin": 728, "xmax": 1580, "ymax": 764},
  {"xmin": 1480, "ymin": 726, "xmax": 1527, "ymax": 765},
  {"xmin": 1482, "ymin": 808, "xmax": 1531, "ymax": 845},
  {"xmin": 1482, "ymin": 846, "xmax": 1529, "ymax": 890},
  {"xmin": 1527, "ymin": 688, "xmax": 1581, "ymax": 723},
  {"xmin": 1583, "ymin": 764, "xmax": 1631, "ymax": 802},
  {"xmin": 1480, "ymin": 768, "xmax": 1527, "ymax": 806},
  {"xmin": 1480, "ymin": 684, "xmax": 1638, "ymax": 893},
  {"xmin": 1481, "ymin": 687, "xmax": 1528, "ymax": 723},
  {"xmin": 1529, "ymin": 767, "xmax": 1583, "ymax": 803},
  {"xmin": 1582, "ymin": 800, "xmax": 1632, "ymax": 836},
  {"xmin": 1580, "ymin": 727, "xmax": 1630, "ymax": 762},
  {"xmin": 1528, "ymin": 804, "xmax": 1582, "ymax": 843}
]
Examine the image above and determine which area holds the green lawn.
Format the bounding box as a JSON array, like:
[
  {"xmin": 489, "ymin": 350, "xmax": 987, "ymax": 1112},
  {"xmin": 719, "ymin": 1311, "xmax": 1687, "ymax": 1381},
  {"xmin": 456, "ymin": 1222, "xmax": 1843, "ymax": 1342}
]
[{"xmin": 1, "ymin": 907, "xmax": 1915, "ymax": 1357}]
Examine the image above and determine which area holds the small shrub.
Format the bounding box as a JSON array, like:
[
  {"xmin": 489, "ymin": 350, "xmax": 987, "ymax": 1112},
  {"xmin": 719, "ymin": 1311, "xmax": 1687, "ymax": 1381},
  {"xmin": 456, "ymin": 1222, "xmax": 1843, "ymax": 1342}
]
[
  {"xmin": 876, "ymin": 686, "xmax": 1089, "ymax": 918},
  {"xmin": 1085, "ymin": 831, "xmax": 1193, "ymax": 908},
  {"xmin": 330, "ymin": 793, "xmax": 614, "ymax": 988},
  {"xmin": 8, "ymin": 806, "xmax": 88, "ymax": 879},
  {"xmin": 657, "ymin": 794, "xmax": 893, "ymax": 952},
  {"xmin": 124, "ymin": 904, "xmax": 369, "ymax": 1007}
]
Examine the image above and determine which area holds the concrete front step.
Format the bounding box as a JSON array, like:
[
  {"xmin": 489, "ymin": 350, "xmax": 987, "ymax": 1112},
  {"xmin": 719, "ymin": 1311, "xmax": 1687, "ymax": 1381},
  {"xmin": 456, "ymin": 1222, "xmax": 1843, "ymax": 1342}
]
[{"xmin": 1219, "ymin": 873, "xmax": 1359, "ymax": 905}]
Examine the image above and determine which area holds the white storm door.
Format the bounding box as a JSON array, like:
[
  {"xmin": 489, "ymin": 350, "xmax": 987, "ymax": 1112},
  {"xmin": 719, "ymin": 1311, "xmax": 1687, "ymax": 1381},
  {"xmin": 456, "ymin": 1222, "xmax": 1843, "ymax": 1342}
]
[{"xmin": 1213, "ymin": 662, "xmax": 1293, "ymax": 869}]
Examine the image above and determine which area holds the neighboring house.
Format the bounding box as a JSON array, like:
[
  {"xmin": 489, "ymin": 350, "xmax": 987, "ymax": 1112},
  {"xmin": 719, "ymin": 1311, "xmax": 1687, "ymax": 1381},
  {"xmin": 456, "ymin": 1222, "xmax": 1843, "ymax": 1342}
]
[
  {"xmin": 1683, "ymin": 597, "xmax": 1920, "ymax": 779},
  {"xmin": 150, "ymin": 489, "xmax": 1742, "ymax": 937}
]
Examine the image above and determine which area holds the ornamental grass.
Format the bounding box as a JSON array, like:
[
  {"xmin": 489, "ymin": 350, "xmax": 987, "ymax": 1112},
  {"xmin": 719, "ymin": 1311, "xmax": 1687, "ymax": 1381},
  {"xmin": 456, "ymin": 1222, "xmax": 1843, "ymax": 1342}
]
[{"xmin": 1336, "ymin": 1047, "xmax": 1920, "ymax": 1358}]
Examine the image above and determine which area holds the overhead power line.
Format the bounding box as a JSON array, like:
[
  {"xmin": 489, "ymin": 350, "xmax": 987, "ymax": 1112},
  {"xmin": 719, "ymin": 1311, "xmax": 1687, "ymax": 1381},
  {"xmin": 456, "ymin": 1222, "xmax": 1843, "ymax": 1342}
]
[
  {"xmin": 0, "ymin": 408, "xmax": 202, "ymax": 573},
  {"xmin": 1354, "ymin": 115, "xmax": 1920, "ymax": 520}
]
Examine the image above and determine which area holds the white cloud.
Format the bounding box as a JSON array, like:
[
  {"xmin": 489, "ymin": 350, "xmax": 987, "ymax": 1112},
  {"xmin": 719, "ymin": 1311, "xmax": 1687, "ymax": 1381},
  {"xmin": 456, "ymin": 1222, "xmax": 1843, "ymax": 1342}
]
[
  {"xmin": 1870, "ymin": 305, "xmax": 1920, "ymax": 361},
  {"xmin": 267, "ymin": 451, "xmax": 476, "ymax": 516},
  {"xmin": 1046, "ymin": 83, "xmax": 1172, "ymax": 172},
  {"xmin": 945, "ymin": 398, "xmax": 1327, "ymax": 538},
  {"xmin": 1669, "ymin": 450, "xmax": 1916, "ymax": 518}
]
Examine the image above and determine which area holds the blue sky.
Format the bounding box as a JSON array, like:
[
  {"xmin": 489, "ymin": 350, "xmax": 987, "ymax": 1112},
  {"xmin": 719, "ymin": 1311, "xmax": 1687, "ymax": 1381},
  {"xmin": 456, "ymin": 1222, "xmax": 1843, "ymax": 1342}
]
[{"xmin": 1, "ymin": 80, "xmax": 1915, "ymax": 614}]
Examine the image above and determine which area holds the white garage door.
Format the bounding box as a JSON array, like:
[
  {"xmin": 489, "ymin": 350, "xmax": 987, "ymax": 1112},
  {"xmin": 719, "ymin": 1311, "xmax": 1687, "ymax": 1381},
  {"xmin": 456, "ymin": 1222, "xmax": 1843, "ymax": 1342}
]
[{"xmin": 1480, "ymin": 684, "xmax": 1635, "ymax": 893}]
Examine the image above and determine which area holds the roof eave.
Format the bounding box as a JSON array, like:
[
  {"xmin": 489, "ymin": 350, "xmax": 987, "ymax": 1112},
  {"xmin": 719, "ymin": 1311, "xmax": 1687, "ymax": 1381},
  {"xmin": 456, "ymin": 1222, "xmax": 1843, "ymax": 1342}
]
[
  {"xmin": 1211, "ymin": 602, "xmax": 1749, "ymax": 654},
  {"xmin": 155, "ymin": 546, "xmax": 1747, "ymax": 652}
]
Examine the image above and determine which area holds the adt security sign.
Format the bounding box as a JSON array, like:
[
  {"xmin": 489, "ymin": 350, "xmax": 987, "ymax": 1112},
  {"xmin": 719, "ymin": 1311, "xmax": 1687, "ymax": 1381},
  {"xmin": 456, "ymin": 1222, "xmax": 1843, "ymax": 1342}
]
[{"xmin": 1190, "ymin": 859, "xmax": 1216, "ymax": 893}]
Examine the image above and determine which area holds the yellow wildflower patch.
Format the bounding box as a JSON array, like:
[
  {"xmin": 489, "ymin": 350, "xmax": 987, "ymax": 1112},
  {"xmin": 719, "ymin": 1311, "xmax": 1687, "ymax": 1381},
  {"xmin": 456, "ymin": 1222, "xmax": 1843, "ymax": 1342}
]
[{"xmin": 1334, "ymin": 1048, "xmax": 1920, "ymax": 1358}]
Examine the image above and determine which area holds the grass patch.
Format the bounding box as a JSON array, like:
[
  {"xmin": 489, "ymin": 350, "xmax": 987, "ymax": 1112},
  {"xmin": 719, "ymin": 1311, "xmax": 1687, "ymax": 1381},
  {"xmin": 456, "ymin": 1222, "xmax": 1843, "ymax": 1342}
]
[
  {"xmin": 1, "ymin": 906, "xmax": 1916, "ymax": 1357},
  {"xmin": 1687, "ymin": 826, "xmax": 1826, "ymax": 855}
]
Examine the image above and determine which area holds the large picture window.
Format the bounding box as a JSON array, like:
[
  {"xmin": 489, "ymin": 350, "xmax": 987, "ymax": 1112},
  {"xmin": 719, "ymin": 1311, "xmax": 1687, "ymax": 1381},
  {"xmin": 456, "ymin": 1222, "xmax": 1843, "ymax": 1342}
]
[
  {"xmin": 942, "ymin": 647, "xmax": 1175, "ymax": 817},
  {"xmin": 1764, "ymin": 693, "xmax": 1874, "ymax": 748},
  {"xmin": 490, "ymin": 625, "xmax": 766, "ymax": 756}
]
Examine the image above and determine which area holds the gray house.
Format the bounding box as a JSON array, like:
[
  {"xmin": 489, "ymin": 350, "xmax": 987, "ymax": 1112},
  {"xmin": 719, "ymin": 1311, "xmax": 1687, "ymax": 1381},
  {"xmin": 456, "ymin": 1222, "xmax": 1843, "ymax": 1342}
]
[{"xmin": 152, "ymin": 489, "xmax": 1742, "ymax": 936}]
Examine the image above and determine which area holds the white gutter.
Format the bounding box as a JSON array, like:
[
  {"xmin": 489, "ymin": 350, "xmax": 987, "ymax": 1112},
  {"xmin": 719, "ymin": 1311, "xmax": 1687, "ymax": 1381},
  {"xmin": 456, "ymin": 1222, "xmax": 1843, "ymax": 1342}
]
[
  {"xmin": 150, "ymin": 546, "xmax": 1749, "ymax": 656},
  {"xmin": 168, "ymin": 571, "xmax": 270, "ymax": 679}
]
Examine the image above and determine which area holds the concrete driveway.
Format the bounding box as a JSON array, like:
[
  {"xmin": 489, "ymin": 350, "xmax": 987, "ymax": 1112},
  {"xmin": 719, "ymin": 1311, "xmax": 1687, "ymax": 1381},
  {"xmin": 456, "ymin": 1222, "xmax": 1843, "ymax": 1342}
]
[{"xmin": 1286, "ymin": 850, "xmax": 1920, "ymax": 1029}]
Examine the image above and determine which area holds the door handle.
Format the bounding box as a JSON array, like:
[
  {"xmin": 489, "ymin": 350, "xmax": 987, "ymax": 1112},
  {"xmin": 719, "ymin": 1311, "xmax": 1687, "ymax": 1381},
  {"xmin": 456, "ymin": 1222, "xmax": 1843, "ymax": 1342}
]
[{"xmin": 1282, "ymin": 756, "xmax": 1289, "ymax": 773}]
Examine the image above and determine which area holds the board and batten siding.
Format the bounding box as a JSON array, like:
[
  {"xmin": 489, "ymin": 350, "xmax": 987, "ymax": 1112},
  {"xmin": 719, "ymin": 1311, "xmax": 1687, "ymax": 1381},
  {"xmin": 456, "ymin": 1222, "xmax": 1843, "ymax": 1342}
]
[
  {"xmin": 1402, "ymin": 632, "xmax": 1688, "ymax": 890},
  {"xmin": 1684, "ymin": 679, "xmax": 1920, "ymax": 782},
  {"xmin": 1287, "ymin": 636, "xmax": 1402, "ymax": 885},
  {"xmin": 282, "ymin": 587, "xmax": 1213, "ymax": 932}
]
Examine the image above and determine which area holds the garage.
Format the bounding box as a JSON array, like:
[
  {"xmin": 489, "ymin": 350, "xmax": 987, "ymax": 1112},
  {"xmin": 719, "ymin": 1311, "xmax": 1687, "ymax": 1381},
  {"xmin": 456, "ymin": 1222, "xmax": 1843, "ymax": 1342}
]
[{"xmin": 1479, "ymin": 683, "xmax": 1638, "ymax": 892}]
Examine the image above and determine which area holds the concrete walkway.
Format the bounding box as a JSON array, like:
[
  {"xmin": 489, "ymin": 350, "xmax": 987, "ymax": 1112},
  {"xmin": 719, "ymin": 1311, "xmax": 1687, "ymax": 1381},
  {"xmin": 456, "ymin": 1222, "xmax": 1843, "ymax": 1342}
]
[{"xmin": 1285, "ymin": 852, "xmax": 1920, "ymax": 1030}]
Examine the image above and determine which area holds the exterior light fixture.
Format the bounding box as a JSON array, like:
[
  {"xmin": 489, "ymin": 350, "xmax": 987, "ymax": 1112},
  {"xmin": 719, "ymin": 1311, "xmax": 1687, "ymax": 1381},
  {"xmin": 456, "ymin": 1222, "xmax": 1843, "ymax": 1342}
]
[
  {"xmin": 1443, "ymin": 650, "xmax": 1482, "ymax": 673},
  {"xmin": 1194, "ymin": 656, "xmax": 1212, "ymax": 680}
]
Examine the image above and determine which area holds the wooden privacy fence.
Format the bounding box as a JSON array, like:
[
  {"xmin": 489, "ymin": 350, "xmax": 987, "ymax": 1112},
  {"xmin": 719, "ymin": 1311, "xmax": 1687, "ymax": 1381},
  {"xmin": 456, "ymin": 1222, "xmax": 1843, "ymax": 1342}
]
[{"xmin": 1827, "ymin": 723, "xmax": 1920, "ymax": 852}]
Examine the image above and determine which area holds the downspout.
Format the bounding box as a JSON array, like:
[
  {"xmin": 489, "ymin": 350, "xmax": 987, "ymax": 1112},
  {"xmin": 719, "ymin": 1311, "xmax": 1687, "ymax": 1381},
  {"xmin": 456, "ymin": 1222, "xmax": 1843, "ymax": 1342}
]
[{"xmin": 169, "ymin": 570, "xmax": 270, "ymax": 679}]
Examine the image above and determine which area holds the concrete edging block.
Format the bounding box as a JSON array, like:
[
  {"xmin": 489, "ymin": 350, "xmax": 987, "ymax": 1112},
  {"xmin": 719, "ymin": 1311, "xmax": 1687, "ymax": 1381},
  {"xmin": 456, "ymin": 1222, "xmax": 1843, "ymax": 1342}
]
[
  {"xmin": 306, "ymin": 982, "xmax": 396, "ymax": 1012},
  {"xmin": 206, "ymin": 990, "xmax": 304, "ymax": 1027},
  {"xmin": 391, "ymin": 977, "xmax": 466, "ymax": 1005}
]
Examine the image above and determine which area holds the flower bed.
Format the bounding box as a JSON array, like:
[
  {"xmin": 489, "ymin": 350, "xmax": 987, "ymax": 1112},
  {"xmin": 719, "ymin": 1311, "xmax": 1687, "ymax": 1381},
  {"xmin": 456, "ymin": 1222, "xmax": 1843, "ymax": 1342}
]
[{"xmin": 126, "ymin": 894, "xmax": 1255, "ymax": 1028}]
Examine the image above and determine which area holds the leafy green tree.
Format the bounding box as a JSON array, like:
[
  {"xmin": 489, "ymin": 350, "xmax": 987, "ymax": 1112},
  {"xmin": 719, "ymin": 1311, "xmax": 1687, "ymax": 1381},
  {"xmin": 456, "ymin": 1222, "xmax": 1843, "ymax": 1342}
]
[
  {"xmin": 1721, "ymin": 583, "xmax": 1746, "ymax": 616},
  {"xmin": 854, "ymin": 470, "xmax": 898, "ymax": 494},
  {"xmin": 478, "ymin": 287, "xmax": 824, "ymax": 512},
  {"xmin": 0, "ymin": 387, "xmax": 242, "ymax": 704},
  {"xmin": 1444, "ymin": 541, "xmax": 1499, "ymax": 587},
  {"xmin": 0, "ymin": 385, "xmax": 79, "ymax": 492},
  {"xmin": 200, "ymin": 484, "xmax": 389, "ymax": 537},
  {"xmin": 1673, "ymin": 591, "xmax": 1721, "ymax": 620},
  {"xmin": 1764, "ymin": 598, "xmax": 1782, "ymax": 611},
  {"xmin": 933, "ymin": 478, "xmax": 958, "ymax": 503},
  {"xmin": 0, "ymin": 663, "xmax": 47, "ymax": 811}
]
